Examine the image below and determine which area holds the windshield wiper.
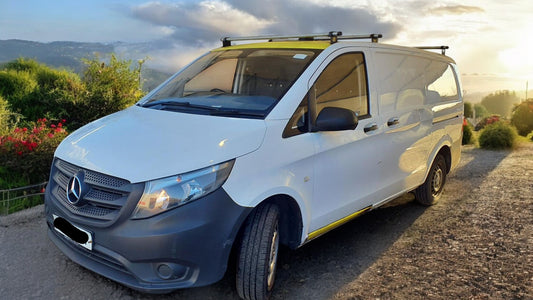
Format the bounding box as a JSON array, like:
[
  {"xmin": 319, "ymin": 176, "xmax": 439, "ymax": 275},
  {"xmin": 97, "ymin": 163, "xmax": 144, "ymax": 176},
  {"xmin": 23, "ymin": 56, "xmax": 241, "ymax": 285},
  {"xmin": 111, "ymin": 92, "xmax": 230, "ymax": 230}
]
[
  {"xmin": 141, "ymin": 100, "xmax": 264, "ymax": 118},
  {"xmin": 209, "ymin": 110, "xmax": 264, "ymax": 118},
  {"xmin": 183, "ymin": 89, "xmax": 229, "ymax": 97},
  {"xmin": 142, "ymin": 100, "xmax": 220, "ymax": 112}
]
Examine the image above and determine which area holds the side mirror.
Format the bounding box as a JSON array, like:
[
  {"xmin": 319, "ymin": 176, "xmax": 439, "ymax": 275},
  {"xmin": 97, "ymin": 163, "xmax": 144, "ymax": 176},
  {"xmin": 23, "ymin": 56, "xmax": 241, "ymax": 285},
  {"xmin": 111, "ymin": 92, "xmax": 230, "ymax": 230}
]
[{"xmin": 314, "ymin": 107, "xmax": 358, "ymax": 132}]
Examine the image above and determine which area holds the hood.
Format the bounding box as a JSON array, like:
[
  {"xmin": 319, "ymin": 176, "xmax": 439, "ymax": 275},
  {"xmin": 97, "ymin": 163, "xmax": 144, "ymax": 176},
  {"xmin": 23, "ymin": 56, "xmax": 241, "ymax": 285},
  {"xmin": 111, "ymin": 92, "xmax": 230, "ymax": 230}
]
[{"xmin": 55, "ymin": 106, "xmax": 266, "ymax": 183}]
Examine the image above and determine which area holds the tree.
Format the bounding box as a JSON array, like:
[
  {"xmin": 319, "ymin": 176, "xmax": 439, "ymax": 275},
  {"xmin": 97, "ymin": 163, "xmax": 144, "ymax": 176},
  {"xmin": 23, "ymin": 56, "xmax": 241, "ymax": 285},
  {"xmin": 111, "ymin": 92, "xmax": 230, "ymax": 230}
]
[
  {"xmin": 80, "ymin": 54, "xmax": 144, "ymax": 124},
  {"xmin": 464, "ymin": 102, "xmax": 473, "ymax": 118},
  {"xmin": 480, "ymin": 90, "xmax": 520, "ymax": 117},
  {"xmin": 511, "ymin": 99, "xmax": 533, "ymax": 136},
  {"xmin": 474, "ymin": 103, "xmax": 489, "ymax": 119}
]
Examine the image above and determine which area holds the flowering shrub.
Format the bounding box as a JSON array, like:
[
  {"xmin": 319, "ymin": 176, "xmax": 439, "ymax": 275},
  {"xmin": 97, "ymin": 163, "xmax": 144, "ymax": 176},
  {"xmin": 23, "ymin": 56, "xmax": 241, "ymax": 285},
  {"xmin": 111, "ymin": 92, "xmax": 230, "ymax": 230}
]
[
  {"xmin": 474, "ymin": 115, "xmax": 500, "ymax": 131},
  {"xmin": 0, "ymin": 118, "xmax": 68, "ymax": 185}
]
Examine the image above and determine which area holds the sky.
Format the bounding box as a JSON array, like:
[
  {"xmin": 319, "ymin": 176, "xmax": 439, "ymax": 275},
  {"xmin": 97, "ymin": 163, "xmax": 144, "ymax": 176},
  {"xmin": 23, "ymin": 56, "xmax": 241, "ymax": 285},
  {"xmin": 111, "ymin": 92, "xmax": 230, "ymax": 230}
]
[{"xmin": 1, "ymin": 0, "xmax": 533, "ymax": 96}]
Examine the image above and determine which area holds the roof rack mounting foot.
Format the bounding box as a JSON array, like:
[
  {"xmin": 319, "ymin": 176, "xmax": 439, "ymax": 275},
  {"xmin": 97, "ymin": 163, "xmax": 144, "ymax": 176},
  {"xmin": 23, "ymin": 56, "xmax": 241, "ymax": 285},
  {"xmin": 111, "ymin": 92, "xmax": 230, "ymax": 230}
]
[{"xmin": 416, "ymin": 46, "xmax": 449, "ymax": 55}]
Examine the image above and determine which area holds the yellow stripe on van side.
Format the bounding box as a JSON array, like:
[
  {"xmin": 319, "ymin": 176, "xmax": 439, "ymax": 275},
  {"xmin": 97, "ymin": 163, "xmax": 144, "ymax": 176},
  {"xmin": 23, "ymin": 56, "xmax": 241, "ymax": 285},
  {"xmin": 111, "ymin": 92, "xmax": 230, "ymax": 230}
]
[
  {"xmin": 212, "ymin": 41, "xmax": 331, "ymax": 51},
  {"xmin": 307, "ymin": 206, "xmax": 372, "ymax": 241}
]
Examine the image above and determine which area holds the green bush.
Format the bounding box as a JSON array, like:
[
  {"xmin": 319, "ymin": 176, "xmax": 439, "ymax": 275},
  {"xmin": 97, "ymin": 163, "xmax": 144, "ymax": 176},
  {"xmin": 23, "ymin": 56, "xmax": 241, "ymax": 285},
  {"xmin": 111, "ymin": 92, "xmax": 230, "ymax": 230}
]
[
  {"xmin": 1, "ymin": 58, "xmax": 85, "ymax": 126},
  {"xmin": 474, "ymin": 103, "xmax": 489, "ymax": 119},
  {"xmin": 462, "ymin": 123, "xmax": 475, "ymax": 145},
  {"xmin": 80, "ymin": 54, "xmax": 144, "ymax": 125},
  {"xmin": 479, "ymin": 122, "xmax": 517, "ymax": 149},
  {"xmin": 0, "ymin": 69, "xmax": 37, "ymax": 104},
  {"xmin": 464, "ymin": 102, "xmax": 473, "ymax": 118},
  {"xmin": 511, "ymin": 99, "xmax": 533, "ymax": 136},
  {"xmin": 0, "ymin": 56, "xmax": 144, "ymax": 130}
]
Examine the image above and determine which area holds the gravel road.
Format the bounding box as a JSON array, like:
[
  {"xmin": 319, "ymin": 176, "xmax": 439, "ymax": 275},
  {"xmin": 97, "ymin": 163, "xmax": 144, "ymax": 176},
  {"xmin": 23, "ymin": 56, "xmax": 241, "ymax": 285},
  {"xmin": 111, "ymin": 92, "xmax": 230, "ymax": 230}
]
[{"xmin": 1, "ymin": 144, "xmax": 532, "ymax": 300}]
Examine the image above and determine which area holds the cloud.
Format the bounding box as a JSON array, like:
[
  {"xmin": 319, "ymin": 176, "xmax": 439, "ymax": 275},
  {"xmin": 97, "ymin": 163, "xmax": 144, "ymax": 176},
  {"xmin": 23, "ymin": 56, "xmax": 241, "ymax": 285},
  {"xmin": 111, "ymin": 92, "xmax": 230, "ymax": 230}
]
[
  {"xmin": 126, "ymin": 0, "xmax": 400, "ymax": 72},
  {"xmin": 131, "ymin": 1, "xmax": 274, "ymax": 45},
  {"xmin": 130, "ymin": 0, "xmax": 400, "ymax": 45},
  {"xmin": 430, "ymin": 5, "xmax": 485, "ymax": 15}
]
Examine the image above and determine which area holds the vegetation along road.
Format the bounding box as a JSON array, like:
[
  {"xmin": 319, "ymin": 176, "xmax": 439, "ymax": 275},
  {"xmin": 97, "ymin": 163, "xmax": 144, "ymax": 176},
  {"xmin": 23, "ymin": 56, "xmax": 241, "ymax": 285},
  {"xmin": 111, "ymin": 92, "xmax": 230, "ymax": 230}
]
[{"xmin": 1, "ymin": 144, "xmax": 531, "ymax": 299}]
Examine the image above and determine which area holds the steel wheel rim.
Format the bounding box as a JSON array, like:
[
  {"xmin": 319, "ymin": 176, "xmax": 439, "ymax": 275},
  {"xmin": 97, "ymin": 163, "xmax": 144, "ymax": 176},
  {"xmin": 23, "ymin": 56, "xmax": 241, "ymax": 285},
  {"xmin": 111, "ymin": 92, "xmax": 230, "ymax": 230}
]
[
  {"xmin": 267, "ymin": 225, "xmax": 279, "ymax": 290},
  {"xmin": 432, "ymin": 166, "xmax": 443, "ymax": 196}
]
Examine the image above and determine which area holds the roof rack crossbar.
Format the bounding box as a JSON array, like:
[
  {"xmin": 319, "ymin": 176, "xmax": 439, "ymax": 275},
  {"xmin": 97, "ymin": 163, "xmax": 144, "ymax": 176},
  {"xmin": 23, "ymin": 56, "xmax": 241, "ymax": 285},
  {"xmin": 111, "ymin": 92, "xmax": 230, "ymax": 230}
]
[
  {"xmin": 221, "ymin": 32, "xmax": 382, "ymax": 47},
  {"xmin": 416, "ymin": 46, "xmax": 449, "ymax": 55}
]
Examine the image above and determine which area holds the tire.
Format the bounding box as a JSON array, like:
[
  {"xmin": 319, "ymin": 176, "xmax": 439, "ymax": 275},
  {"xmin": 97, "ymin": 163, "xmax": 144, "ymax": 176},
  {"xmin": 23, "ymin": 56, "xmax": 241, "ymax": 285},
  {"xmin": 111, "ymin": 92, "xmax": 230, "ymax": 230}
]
[
  {"xmin": 236, "ymin": 204, "xmax": 280, "ymax": 300},
  {"xmin": 415, "ymin": 154, "xmax": 447, "ymax": 206}
]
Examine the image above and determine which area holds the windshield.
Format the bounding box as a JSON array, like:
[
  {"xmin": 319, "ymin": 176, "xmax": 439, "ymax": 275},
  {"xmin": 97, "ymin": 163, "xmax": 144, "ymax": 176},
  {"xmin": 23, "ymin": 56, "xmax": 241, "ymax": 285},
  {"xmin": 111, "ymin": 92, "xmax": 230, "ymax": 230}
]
[{"xmin": 140, "ymin": 48, "xmax": 321, "ymax": 118}]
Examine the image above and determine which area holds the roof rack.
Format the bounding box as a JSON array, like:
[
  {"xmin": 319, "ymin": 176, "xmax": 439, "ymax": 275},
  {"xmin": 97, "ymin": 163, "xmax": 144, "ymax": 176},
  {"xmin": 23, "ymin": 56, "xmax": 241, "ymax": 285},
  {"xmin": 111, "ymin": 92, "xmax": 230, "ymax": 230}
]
[
  {"xmin": 416, "ymin": 46, "xmax": 449, "ymax": 55},
  {"xmin": 221, "ymin": 32, "xmax": 382, "ymax": 47}
]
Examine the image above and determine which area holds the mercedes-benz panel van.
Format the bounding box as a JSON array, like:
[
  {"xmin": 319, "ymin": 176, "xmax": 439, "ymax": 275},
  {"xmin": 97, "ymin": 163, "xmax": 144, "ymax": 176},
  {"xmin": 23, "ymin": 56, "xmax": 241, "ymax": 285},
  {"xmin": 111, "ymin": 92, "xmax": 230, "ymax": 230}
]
[{"xmin": 45, "ymin": 32, "xmax": 463, "ymax": 300}]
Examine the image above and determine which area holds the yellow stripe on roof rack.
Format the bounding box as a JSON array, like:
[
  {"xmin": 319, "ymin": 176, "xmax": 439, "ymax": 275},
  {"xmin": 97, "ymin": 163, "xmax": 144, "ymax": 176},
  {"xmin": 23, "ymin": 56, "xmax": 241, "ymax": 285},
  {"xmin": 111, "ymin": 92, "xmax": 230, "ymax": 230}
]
[{"xmin": 212, "ymin": 41, "xmax": 331, "ymax": 51}]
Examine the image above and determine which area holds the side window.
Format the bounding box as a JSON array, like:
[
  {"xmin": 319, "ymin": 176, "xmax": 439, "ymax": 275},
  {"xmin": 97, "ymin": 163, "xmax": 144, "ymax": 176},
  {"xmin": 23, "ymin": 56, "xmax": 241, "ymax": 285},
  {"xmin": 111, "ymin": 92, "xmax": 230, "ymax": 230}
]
[
  {"xmin": 426, "ymin": 63, "xmax": 458, "ymax": 102},
  {"xmin": 312, "ymin": 53, "xmax": 369, "ymax": 118},
  {"xmin": 283, "ymin": 52, "xmax": 369, "ymax": 139},
  {"xmin": 374, "ymin": 52, "xmax": 429, "ymax": 112},
  {"xmin": 283, "ymin": 97, "xmax": 308, "ymax": 138}
]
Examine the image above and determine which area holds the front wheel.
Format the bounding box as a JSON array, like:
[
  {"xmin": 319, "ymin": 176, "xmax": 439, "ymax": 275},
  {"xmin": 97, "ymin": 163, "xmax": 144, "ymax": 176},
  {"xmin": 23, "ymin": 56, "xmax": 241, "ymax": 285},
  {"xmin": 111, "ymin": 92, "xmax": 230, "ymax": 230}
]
[
  {"xmin": 236, "ymin": 203, "xmax": 280, "ymax": 300},
  {"xmin": 415, "ymin": 154, "xmax": 447, "ymax": 206}
]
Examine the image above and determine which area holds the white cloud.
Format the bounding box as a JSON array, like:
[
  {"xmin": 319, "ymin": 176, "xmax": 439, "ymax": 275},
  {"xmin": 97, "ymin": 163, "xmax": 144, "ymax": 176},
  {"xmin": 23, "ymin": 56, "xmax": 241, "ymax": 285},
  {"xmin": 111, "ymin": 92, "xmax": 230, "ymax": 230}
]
[
  {"xmin": 126, "ymin": 0, "xmax": 533, "ymax": 93},
  {"xmin": 189, "ymin": 1, "xmax": 273, "ymax": 35}
]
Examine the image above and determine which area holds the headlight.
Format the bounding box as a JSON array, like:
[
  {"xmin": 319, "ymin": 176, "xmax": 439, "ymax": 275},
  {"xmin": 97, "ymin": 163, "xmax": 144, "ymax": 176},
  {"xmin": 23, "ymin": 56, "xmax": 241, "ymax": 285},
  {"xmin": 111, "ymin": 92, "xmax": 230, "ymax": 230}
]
[{"xmin": 131, "ymin": 160, "xmax": 234, "ymax": 219}]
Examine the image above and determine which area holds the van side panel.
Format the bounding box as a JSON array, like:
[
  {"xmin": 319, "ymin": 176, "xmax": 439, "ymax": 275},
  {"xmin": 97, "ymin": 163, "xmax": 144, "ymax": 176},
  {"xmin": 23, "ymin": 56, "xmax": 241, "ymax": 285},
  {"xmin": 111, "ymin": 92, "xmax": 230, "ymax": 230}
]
[
  {"xmin": 372, "ymin": 51, "xmax": 433, "ymax": 198},
  {"xmin": 370, "ymin": 49, "xmax": 463, "ymax": 204}
]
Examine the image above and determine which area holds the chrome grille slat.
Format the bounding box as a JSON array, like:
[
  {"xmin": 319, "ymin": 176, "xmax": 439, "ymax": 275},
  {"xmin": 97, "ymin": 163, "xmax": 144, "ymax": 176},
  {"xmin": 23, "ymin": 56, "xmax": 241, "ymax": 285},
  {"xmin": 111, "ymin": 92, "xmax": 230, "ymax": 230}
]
[{"xmin": 51, "ymin": 159, "xmax": 132, "ymax": 221}]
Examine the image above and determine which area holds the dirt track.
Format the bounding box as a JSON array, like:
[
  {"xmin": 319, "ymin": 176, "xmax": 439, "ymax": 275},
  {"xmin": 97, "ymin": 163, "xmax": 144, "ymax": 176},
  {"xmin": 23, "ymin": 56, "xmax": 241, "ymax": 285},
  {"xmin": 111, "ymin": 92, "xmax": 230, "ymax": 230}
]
[{"xmin": 1, "ymin": 144, "xmax": 532, "ymax": 299}]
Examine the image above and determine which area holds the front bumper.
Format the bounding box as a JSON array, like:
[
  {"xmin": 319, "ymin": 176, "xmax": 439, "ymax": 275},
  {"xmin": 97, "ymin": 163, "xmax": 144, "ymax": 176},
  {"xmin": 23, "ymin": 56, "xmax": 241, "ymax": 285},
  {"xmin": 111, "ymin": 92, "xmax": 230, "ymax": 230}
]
[{"xmin": 45, "ymin": 187, "xmax": 251, "ymax": 293}]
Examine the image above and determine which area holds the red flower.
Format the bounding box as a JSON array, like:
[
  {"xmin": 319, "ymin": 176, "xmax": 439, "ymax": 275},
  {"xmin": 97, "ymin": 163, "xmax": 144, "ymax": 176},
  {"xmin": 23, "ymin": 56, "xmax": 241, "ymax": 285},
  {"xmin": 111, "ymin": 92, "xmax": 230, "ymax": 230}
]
[
  {"xmin": 22, "ymin": 127, "xmax": 28, "ymax": 132},
  {"xmin": 61, "ymin": 119, "xmax": 66, "ymax": 123},
  {"xmin": 51, "ymin": 124, "xmax": 56, "ymax": 128},
  {"xmin": 17, "ymin": 151, "xmax": 23, "ymax": 156},
  {"xmin": 58, "ymin": 123, "xmax": 63, "ymax": 128},
  {"xmin": 47, "ymin": 133, "xmax": 54, "ymax": 138}
]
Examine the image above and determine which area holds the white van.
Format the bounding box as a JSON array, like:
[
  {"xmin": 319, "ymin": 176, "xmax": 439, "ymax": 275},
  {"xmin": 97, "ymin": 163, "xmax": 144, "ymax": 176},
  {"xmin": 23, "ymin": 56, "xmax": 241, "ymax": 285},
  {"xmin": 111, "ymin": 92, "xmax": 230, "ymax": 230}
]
[{"xmin": 45, "ymin": 32, "xmax": 463, "ymax": 300}]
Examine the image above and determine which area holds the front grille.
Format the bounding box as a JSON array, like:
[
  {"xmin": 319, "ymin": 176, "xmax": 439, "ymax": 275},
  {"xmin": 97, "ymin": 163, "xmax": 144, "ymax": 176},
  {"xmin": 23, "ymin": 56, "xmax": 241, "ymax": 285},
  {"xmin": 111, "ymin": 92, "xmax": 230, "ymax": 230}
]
[{"xmin": 50, "ymin": 159, "xmax": 133, "ymax": 221}]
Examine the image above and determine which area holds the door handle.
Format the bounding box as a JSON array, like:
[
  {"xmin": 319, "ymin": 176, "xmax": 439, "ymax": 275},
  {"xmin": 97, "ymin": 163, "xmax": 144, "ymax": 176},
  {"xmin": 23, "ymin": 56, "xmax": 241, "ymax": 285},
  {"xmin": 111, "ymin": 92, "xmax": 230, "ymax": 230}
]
[
  {"xmin": 364, "ymin": 123, "xmax": 378, "ymax": 133},
  {"xmin": 387, "ymin": 117, "xmax": 399, "ymax": 126}
]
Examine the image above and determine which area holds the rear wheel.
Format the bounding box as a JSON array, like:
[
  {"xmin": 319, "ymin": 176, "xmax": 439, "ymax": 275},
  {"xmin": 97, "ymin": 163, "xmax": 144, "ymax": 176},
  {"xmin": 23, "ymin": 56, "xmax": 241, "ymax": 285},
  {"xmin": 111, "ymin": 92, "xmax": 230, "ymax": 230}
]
[
  {"xmin": 236, "ymin": 203, "xmax": 280, "ymax": 300},
  {"xmin": 415, "ymin": 154, "xmax": 447, "ymax": 206}
]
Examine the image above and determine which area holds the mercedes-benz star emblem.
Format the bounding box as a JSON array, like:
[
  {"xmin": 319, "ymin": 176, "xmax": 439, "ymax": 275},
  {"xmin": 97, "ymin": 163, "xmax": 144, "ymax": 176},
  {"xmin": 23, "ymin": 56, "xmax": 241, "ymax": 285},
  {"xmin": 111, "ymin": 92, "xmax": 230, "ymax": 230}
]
[{"xmin": 67, "ymin": 175, "xmax": 83, "ymax": 205}]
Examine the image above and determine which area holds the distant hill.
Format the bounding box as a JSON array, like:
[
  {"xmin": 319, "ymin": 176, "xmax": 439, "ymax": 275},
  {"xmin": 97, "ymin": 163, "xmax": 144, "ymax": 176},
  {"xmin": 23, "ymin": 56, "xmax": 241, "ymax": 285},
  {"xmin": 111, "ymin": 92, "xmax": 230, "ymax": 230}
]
[{"xmin": 0, "ymin": 39, "xmax": 171, "ymax": 91}]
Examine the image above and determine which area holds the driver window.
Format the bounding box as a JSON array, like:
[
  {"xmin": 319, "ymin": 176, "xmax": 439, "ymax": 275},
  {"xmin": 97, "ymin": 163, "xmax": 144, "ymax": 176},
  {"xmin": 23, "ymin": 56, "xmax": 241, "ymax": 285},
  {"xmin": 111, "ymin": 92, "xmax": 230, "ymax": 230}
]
[{"xmin": 312, "ymin": 53, "xmax": 369, "ymax": 118}]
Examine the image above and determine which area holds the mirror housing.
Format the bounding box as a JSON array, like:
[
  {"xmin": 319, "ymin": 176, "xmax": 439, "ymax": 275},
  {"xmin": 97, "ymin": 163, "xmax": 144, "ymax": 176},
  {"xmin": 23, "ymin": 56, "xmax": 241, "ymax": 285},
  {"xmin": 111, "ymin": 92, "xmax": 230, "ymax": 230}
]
[{"xmin": 313, "ymin": 107, "xmax": 358, "ymax": 132}]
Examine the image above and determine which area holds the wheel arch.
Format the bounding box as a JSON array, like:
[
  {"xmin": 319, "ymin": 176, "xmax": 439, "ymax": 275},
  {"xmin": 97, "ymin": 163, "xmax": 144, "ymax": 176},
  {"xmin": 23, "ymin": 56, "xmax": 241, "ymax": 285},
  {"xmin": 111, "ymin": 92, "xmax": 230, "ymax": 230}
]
[
  {"xmin": 427, "ymin": 137, "xmax": 453, "ymax": 177},
  {"xmin": 235, "ymin": 194, "xmax": 303, "ymax": 250},
  {"xmin": 438, "ymin": 145, "xmax": 452, "ymax": 174},
  {"xmin": 262, "ymin": 194, "xmax": 303, "ymax": 249}
]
